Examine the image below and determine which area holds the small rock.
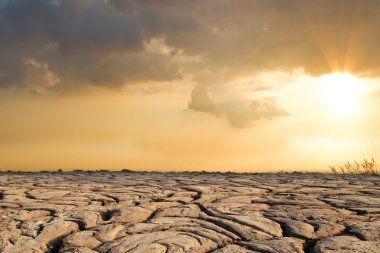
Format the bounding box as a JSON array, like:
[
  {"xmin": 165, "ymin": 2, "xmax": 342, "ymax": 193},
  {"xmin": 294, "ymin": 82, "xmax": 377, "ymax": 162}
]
[
  {"xmin": 95, "ymin": 224, "xmax": 124, "ymax": 242},
  {"xmin": 314, "ymin": 236, "xmax": 380, "ymax": 253},
  {"xmin": 36, "ymin": 220, "xmax": 79, "ymax": 245},
  {"xmin": 273, "ymin": 218, "xmax": 314, "ymax": 239},
  {"xmin": 59, "ymin": 246, "xmax": 99, "ymax": 253},
  {"xmin": 63, "ymin": 231, "xmax": 102, "ymax": 249},
  {"xmin": 349, "ymin": 221, "xmax": 380, "ymax": 241},
  {"xmin": 65, "ymin": 211, "xmax": 102, "ymax": 229},
  {"xmin": 20, "ymin": 220, "xmax": 44, "ymax": 237},
  {"xmin": 231, "ymin": 215, "xmax": 282, "ymax": 237},
  {"xmin": 240, "ymin": 237, "xmax": 305, "ymax": 253},
  {"xmin": 212, "ymin": 244, "xmax": 259, "ymax": 252},
  {"xmin": 3, "ymin": 236, "xmax": 47, "ymax": 253},
  {"xmin": 110, "ymin": 207, "xmax": 153, "ymax": 223}
]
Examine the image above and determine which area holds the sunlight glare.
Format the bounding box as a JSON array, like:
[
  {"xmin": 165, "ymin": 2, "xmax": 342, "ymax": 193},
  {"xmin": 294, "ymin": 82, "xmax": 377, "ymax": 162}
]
[{"xmin": 318, "ymin": 73, "xmax": 365, "ymax": 118}]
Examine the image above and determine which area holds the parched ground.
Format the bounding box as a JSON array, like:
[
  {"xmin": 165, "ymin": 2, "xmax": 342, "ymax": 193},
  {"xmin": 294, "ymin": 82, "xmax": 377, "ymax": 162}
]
[{"xmin": 0, "ymin": 172, "xmax": 379, "ymax": 253}]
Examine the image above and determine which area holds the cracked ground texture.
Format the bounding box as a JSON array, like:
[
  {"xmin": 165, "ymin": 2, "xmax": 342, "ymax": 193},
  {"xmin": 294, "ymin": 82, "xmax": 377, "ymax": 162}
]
[{"xmin": 0, "ymin": 172, "xmax": 379, "ymax": 253}]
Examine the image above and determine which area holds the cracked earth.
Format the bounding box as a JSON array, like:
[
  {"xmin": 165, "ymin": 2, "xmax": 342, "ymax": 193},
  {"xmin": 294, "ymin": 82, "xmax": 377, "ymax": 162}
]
[{"xmin": 0, "ymin": 172, "xmax": 379, "ymax": 253}]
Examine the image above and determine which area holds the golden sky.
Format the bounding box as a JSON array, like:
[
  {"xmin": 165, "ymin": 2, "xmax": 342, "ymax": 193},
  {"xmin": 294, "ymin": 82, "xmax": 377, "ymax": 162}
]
[{"xmin": 0, "ymin": 0, "xmax": 380, "ymax": 172}]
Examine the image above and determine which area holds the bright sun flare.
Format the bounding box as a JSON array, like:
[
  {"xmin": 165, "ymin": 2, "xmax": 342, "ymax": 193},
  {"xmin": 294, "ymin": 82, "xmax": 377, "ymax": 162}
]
[{"xmin": 318, "ymin": 73, "xmax": 365, "ymax": 118}]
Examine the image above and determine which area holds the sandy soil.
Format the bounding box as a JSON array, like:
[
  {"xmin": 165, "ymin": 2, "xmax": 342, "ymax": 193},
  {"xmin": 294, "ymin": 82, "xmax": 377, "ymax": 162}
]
[{"xmin": 0, "ymin": 171, "xmax": 379, "ymax": 253}]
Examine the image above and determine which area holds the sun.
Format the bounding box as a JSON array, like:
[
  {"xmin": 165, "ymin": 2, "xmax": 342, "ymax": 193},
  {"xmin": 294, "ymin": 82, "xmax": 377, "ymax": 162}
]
[{"xmin": 318, "ymin": 73, "xmax": 365, "ymax": 118}]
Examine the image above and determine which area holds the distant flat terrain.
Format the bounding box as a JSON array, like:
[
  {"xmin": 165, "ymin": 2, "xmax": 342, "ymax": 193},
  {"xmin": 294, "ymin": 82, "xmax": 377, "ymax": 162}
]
[{"xmin": 0, "ymin": 172, "xmax": 379, "ymax": 253}]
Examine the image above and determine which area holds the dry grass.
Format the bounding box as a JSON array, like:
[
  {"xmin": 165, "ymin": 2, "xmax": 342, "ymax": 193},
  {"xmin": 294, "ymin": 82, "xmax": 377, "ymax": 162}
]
[{"xmin": 329, "ymin": 158, "xmax": 378, "ymax": 175}]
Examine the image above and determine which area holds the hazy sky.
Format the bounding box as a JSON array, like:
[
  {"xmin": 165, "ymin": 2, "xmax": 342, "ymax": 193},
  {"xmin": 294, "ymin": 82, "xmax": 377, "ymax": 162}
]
[{"xmin": 1, "ymin": 0, "xmax": 380, "ymax": 172}]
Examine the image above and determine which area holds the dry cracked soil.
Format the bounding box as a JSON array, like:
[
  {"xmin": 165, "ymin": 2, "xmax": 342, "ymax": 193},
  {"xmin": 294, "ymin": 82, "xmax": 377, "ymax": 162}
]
[{"xmin": 0, "ymin": 171, "xmax": 379, "ymax": 253}]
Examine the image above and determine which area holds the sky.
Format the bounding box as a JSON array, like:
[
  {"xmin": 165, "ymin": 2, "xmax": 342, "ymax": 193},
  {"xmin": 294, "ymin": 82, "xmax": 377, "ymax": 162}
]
[{"xmin": 1, "ymin": 0, "xmax": 380, "ymax": 172}]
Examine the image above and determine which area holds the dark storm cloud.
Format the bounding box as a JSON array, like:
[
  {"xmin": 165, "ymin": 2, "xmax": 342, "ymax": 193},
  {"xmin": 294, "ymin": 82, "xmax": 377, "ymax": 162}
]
[
  {"xmin": 2, "ymin": 0, "xmax": 380, "ymax": 90},
  {"xmin": 0, "ymin": 0, "xmax": 191, "ymax": 91}
]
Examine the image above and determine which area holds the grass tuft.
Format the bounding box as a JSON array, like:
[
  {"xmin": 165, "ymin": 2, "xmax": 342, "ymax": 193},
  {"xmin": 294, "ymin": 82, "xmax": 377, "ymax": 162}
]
[{"xmin": 329, "ymin": 158, "xmax": 378, "ymax": 175}]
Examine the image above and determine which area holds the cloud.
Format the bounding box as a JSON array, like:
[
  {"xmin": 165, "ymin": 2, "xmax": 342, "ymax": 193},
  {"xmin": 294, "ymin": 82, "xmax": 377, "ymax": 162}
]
[
  {"xmin": 1, "ymin": 0, "xmax": 380, "ymax": 125},
  {"xmin": 22, "ymin": 58, "xmax": 60, "ymax": 93},
  {"xmin": 0, "ymin": 0, "xmax": 189, "ymax": 91},
  {"xmin": 188, "ymin": 86, "xmax": 288, "ymax": 127},
  {"xmin": 188, "ymin": 86, "xmax": 218, "ymax": 115},
  {"xmin": 1, "ymin": 0, "xmax": 380, "ymax": 92}
]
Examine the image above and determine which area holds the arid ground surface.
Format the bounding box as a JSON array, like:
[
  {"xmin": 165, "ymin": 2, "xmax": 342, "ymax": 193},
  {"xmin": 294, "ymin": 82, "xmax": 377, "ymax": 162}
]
[{"xmin": 0, "ymin": 172, "xmax": 379, "ymax": 253}]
